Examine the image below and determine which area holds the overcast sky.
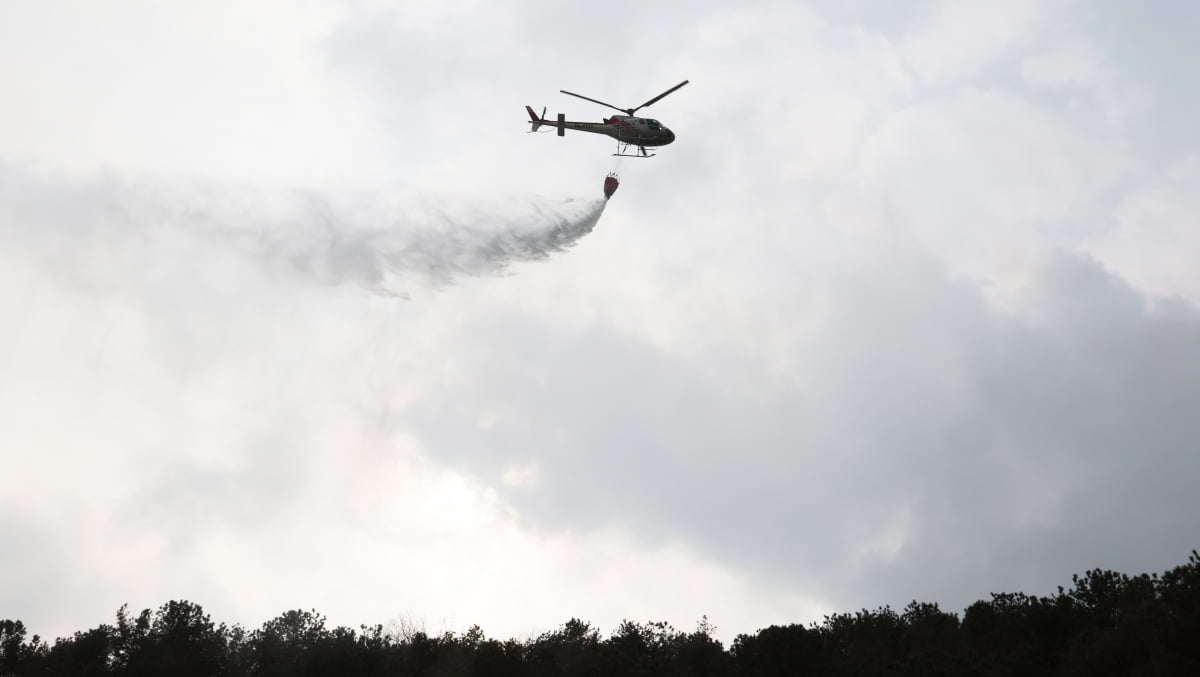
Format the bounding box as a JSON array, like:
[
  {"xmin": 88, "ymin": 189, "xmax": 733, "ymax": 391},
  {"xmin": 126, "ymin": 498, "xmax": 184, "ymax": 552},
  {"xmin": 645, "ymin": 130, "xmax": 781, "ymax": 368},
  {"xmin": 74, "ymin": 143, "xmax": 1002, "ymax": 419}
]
[{"xmin": 3, "ymin": 0, "xmax": 1199, "ymax": 645}]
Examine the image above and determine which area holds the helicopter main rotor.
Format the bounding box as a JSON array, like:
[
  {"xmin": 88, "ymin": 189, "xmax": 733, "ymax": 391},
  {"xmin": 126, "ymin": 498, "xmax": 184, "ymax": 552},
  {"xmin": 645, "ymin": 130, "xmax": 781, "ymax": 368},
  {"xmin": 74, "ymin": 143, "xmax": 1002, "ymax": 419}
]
[{"xmin": 560, "ymin": 80, "xmax": 689, "ymax": 117}]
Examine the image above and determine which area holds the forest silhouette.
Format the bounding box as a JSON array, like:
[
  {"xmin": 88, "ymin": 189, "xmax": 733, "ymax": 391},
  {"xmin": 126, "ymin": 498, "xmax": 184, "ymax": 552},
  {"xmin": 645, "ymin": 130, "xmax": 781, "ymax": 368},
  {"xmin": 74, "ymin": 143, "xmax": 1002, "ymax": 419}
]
[{"xmin": 3, "ymin": 550, "xmax": 1197, "ymax": 676}]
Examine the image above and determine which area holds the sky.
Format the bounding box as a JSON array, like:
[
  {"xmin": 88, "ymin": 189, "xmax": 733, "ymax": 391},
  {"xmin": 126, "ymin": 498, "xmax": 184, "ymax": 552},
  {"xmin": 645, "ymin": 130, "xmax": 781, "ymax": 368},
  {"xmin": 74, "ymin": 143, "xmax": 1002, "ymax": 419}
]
[{"xmin": 2, "ymin": 0, "xmax": 1199, "ymax": 645}]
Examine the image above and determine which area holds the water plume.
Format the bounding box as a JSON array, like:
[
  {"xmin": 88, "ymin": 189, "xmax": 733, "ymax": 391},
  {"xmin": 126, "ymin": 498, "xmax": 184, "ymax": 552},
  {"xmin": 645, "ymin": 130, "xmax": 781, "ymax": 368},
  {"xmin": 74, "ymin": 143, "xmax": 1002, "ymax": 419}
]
[{"xmin": 0, "ymin": 165, "xmax": 608, "ymax": 298}]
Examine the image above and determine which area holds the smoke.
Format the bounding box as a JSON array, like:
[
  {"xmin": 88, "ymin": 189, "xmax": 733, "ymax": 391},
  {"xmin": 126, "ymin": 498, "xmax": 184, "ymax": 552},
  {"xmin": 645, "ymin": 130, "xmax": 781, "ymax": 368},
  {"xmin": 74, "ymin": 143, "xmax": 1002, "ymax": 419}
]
[{"xmin": 0, "ymin": 166, "xmax": 607, "ymax": 298}]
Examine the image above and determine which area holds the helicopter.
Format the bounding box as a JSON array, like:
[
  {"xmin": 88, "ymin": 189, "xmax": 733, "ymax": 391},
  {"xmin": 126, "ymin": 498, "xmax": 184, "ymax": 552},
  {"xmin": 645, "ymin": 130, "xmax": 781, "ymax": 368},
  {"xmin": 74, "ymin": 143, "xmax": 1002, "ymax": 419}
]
[{"xmin": 525, "ymin": 80, "xmax": 688, "ymax": 157}]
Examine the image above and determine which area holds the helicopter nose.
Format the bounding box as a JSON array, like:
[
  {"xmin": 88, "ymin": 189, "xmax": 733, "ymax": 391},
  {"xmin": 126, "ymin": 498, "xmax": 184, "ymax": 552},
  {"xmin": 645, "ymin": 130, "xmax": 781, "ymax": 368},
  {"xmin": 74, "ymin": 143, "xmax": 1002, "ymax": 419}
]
[{"xmin": 663, "ymin": 129, "xmax": 675, "ymax": 144}]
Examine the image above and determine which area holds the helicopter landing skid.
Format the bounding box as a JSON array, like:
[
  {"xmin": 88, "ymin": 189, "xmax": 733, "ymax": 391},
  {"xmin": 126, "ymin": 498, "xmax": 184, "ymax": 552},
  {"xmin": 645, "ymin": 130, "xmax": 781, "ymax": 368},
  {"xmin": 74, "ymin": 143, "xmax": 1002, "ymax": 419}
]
[{"xmin": 615, "ymin": 142, "xmax": 655, "ymax": 158}]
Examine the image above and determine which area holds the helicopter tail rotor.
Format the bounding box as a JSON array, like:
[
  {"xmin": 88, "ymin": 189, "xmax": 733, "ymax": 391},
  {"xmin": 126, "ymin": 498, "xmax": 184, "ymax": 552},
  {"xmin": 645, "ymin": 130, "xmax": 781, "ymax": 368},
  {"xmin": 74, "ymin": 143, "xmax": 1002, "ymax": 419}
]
[{"xmin": 525, "ymin": 105, "xmax": 547, "ymax": 132}]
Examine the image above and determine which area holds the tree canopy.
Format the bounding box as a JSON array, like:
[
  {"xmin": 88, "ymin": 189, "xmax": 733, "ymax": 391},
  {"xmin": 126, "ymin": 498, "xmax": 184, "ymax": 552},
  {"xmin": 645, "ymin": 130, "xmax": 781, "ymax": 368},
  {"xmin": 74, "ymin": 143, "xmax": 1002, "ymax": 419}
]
[{"xmin": 3, "ymin": 551, "xmax": 1198, "ymax": 676}]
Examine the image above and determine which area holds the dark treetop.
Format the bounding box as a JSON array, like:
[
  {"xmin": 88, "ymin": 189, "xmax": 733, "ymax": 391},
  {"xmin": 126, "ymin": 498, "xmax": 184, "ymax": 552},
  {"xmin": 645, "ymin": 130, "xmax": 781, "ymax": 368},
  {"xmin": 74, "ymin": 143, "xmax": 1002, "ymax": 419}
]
[{"xmin": 3, "ymin": 550, "xmax": 1198, "ymax": 676}]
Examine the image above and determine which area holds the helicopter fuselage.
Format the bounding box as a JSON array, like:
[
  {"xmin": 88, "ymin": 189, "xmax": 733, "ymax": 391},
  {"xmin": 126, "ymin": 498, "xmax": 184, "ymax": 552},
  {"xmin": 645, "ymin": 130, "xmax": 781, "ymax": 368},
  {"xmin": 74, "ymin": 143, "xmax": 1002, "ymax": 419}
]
[
  {"xmin": 532, "ymin": 114, "xmax": 675, "ymax": 147},
  {"xmin": 587, "ymin": 116, "xmax": 676, "ymax": 147}
]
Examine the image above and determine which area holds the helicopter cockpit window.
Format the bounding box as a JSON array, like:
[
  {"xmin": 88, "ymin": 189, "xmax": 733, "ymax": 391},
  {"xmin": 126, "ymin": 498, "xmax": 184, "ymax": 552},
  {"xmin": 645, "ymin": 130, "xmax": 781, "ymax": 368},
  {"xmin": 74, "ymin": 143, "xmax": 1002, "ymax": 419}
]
[{"xmin": 647, "ymin": 119, "xmax": 662, "ymax": 130}]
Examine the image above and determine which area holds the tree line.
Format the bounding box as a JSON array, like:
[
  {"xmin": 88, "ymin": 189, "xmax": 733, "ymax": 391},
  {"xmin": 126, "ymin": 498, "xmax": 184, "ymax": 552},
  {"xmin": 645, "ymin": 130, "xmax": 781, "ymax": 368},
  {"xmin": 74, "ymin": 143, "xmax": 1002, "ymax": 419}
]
[{"xmin": 3, "ymin": 550, "xmax": 1197, "ymax": 676}]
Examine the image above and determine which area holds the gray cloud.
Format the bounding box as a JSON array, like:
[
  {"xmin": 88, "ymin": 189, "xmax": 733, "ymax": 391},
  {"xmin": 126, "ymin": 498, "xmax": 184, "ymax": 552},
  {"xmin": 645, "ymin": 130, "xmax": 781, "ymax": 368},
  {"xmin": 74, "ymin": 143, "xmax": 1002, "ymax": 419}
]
[{"xmin": 391, "ymin": 251, "xmax": 1200, "ymax": 613}]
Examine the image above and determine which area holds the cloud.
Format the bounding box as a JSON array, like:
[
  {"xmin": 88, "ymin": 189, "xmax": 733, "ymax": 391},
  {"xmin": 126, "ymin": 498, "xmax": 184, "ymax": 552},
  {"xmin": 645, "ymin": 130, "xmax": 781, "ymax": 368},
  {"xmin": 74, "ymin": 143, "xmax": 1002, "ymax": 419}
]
[
  {"xmin": 1022, "ymin": 35, "xmax": 1146, "ymax": 127},
  {"xmin": 1084, "ymin": 156, "xmax": 1200, "ymax": 302},
  {"xmin": 0, "ymin": 1, "xmax": 387, "ymax": 185},
  {"xmin": 392, "ymin": 250, "xmax": 1200, "ymax": 614},
  {"xmin": 825, "ymin": 85, "xmax": 1131, "ymax": 299},
  {"xmin": 900, "ymin": 0, "xmax": 1060, "ymax": 88}
]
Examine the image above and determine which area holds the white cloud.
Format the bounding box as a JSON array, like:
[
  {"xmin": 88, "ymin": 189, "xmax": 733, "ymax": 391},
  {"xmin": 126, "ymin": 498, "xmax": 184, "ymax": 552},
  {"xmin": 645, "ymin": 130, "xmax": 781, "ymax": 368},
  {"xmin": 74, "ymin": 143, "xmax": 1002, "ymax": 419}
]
[
  {"xmin": 1022, "ymin": 35, "xmax": 1146, "ymax": 127},
  {"xmin": 1084, "ymin": 156, "xmax": 1200, "ymax": 302},
  {"xmin": 826, "ymin": 86, "xmax": 1131, "ymax": 300},
  {"xmin": 900, "ymin": 0, "xmax": 1059, "ymax": 88},
  {"xmin": 0, "ymin": 0, "xmax": 389, "ymax": 186},
  {"xmin": 501, "ymin": 462, "xmax": 540, "ymax": 489},
  {"xmin": 1022, "ymin": 35, "xmax": 1109, "ymax": 90}
]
